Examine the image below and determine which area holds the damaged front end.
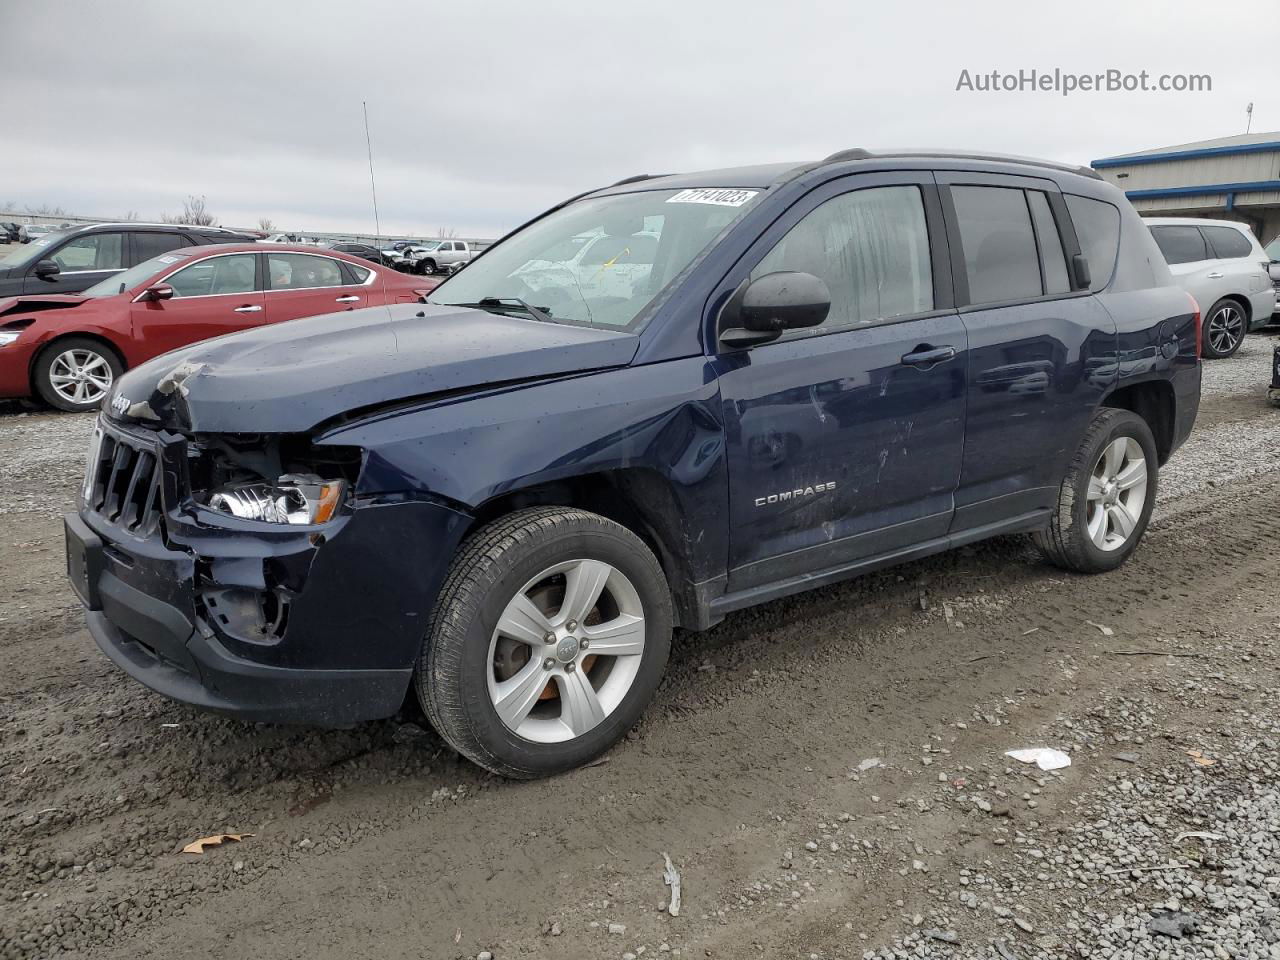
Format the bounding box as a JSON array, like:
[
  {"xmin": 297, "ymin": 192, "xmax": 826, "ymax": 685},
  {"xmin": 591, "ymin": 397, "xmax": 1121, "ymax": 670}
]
[{"xmin": 68, "ymin": 412, "xmax": 471, "ymax": 726}]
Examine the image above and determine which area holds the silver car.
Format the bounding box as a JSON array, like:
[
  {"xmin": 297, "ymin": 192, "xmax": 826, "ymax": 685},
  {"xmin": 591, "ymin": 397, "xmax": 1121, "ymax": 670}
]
[{"xmin": 1146, "ymin": 217, "xmax": 1276, "ymax": 358}]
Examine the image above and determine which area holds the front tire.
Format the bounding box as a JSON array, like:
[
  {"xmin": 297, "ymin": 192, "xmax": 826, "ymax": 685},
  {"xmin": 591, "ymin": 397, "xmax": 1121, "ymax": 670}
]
[
  {"xmin": 418, "ymin": 259, "xmax": 436, "ymax": 276},
  {"xmin": 417, "ymin": 507, "xmax": 672, "ymax": 779},
  {"xmin": 1202, "ymin": 298, "xmax": 1247, "ymax": 359},
  {"xmin": 1033, "ymin": 408, "xmax": 1157, "ymax": 573},
  {"xmin": 33, "ymin": 338, "xmax": 123, "ymax": 412}
]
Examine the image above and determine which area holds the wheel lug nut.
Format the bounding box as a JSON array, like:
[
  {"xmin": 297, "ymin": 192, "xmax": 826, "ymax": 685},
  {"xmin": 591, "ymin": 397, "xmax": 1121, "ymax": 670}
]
[
  {"xmin": 565, "ymin": 661, "xmax": 576, "ymax": 672},
  {"xmin": 543, "ymin": 632, "xmax": 555, "ymax": 644},
  {"xmin": 579, "ymin": 638, "xmax": 589, "ymax": 650},
  {"xmin": 543, "ymin": 657, "xmax": 555, "ymax": 670},
  {"xmin": 566, "ymin": 619, "xmax": 577, "ymax": 631}
]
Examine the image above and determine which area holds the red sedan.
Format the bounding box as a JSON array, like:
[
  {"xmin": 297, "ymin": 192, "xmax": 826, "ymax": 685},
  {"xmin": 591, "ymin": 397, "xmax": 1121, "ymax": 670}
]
[{"xmin": 0, "ymin": 243, "xmax": 439, "ymax": 411}]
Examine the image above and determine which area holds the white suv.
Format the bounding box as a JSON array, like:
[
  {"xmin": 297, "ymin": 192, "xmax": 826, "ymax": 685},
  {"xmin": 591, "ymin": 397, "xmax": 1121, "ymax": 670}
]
[{"xmin": 1145, "ymin": 217, "xmax": 1275, "ymax": 358}]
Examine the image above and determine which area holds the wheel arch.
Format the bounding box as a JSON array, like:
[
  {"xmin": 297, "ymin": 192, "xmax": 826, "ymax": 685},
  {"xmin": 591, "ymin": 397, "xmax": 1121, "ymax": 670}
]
[
  {"xmin": 1100, "ymin": 378, "xmax": 1176, "ymax": 464},
  {"xmin": 468, "ymin": 467, "xmax": 701, "ymax": 629},
  {"xmin": 29, "ymin": 331, "xmax": 128, "ymax": 394}
]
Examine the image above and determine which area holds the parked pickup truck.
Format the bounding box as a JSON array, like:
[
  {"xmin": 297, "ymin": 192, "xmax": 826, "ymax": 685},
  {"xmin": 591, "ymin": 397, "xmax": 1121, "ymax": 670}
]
[
  {"xmin": 410, "ymin": 239, "xmax": 482, "ymax": 275},
  {"xmin": 67, "ymin": 150, "xmax": 1201, "ymax": 779}
]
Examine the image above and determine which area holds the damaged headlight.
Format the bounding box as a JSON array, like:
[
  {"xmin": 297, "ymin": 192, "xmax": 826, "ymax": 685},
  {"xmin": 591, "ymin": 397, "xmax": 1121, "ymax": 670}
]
[{"xmin": 207, "ymin": 475, "xmax": 346, "ymax": 525}]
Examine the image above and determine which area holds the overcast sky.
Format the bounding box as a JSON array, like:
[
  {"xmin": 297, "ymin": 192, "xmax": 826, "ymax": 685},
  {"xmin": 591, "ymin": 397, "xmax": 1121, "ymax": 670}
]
[{"xmin": 1, "ymin": 0, "xmax": 1273, "ymax": 238}]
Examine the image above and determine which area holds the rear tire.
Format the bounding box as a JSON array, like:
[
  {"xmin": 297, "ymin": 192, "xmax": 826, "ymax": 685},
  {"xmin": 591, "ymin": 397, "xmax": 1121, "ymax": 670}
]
[
  {"xmin": 1033, "ymin": 408, "xmax": 1157, "ymax": 573},
  {"xmin": 33, "ymin": 337, "xmax": 123, "ymax": 412},
  {"xmin": 417, "ymin": 507, "xmax": 672, "ymax": 779},
  {"xmin": 1201, "ymin": 298, "xmax": 1247, "ymax": 359}
]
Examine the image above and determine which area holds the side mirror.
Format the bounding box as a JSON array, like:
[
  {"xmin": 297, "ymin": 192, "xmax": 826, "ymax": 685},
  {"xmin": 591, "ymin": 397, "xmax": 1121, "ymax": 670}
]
[
  {"xmin": 142, "ymin": 284, "xmax": 174, "ymax": 302},
  {"xmin": 719, "ymin": 271, "xmax": 830, "ymax": 348},
  {"xmin": 33, "ymin": 259, "xmax": 60, "ymax": 279},
  {"xmin": 1071, "ymin": 254, "xmax": 1092, "ymax": 290}
]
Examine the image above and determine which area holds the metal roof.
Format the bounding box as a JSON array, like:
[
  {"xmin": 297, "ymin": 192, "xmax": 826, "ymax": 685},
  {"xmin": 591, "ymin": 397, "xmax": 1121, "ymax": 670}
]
[{"xmin": 1093, "ymin": 131, "xmax": 1280, "ymax": 169}]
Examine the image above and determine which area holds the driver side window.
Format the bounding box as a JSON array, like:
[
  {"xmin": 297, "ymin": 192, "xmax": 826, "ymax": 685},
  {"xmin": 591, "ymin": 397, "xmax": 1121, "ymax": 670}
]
[
  {"xmin": 751, "ymin": 186, "xmax": 934, "ymax": 339},
  {"xmin": 51, "ymin": 233, "xmax": 125, "ymax": 273}
]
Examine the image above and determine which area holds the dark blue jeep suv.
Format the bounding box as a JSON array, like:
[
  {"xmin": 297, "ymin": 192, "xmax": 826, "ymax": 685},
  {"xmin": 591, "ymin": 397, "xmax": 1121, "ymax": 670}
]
[{"xmin": 66, "ymin": 150, "xmax": 1201, "ymax": 777}]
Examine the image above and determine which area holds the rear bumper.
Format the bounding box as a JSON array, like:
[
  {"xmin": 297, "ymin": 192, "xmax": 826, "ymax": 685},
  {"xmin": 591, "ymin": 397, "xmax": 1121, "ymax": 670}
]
[{"xmin": 1249, "ymin": 288, "xmax": 1277, "ymax": 330}]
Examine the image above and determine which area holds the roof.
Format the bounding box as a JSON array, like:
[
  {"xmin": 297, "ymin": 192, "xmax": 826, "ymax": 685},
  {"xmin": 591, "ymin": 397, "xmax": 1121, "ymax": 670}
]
[
  {"xmin": 599, "ymin": 149, "xmax": 1101, "ymax": 196},
  {"xmin": 1141, "ymin": 216, "xmax": 1254, "ymax": 227},
  {"xmin": 1093, "ymin": 131, "xmax": 1280, "ymax": 168}
]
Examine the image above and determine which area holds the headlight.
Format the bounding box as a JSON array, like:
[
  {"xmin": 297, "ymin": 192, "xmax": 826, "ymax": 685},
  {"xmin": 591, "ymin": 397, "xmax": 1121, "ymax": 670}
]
[
  {"xmin": 0, "ymin": 332, "xmax": 21, "ymax": 347},
  {"xmin": 208, "ymin": 475, "xmax": 346, "ymax": 525}
]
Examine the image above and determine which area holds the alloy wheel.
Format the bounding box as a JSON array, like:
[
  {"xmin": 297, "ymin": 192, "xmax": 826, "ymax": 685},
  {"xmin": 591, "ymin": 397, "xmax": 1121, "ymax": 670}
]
[
  {"xmin": 1085, "ymin": 436, "xmax": 1148, "ymax": 552},
  {"xmin": 48, "ymin": 348, "xmax": 113, "ymax": 406},
  {"xmin": 487, "ymin": 558, "xmax": 646, "ymax": 743},
  {"xmin": 1207, "ymin": 303, "xmax": 1245, "ymax": 355}
]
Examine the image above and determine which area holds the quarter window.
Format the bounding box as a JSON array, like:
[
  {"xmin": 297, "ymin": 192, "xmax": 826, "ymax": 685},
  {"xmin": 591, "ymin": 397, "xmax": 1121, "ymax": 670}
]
[
  {"xmin": 1065, "ymin": 195, "xmax": 1121, "ymax": 289},
  {"xmin": 750, "ymin": 185, "xmax": 933, "ymax": 336},
  {"xmin": 1201, "ymin": 225, "xmax": 1253, "ymax": 259},
  {"xmin": 347, "ymin": 263, "xmax": 371, "ymax": 282},
  {"xmin": 1026, "ymin": 192, "xmax": 1071, "ymax": 295},
  {"xmin": 951, "ymin": 186, "xmax": 1041, "ymax": 305},
  {"xmin": 166, "ymin": 254, "xmax": 257, "ymax": 297},
  {"xmin": 268, "ymin": 254, "xmax": 345, "ymax": 290},
  {"xmin": 50, "ymin": 233, "xmax": 125, "ymax": 272}
]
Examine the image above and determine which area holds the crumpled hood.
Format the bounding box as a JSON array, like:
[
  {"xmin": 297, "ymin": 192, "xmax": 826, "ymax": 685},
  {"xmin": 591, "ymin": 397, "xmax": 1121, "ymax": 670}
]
[{"xmin": 110, "ymin": 303, "xmax": 640, "ymax": 433}]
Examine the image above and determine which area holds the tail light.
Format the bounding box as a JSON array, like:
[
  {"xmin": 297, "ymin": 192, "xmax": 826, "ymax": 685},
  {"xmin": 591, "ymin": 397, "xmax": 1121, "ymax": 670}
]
[{"xmin": 1188, "ymin": 292, "xmax": 1202, "ymax": 359}]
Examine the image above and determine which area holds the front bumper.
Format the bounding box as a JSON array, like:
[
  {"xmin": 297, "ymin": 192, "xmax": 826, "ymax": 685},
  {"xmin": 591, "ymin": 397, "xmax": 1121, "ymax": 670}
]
[
  {"xmin": 66, "ymin": 433, "xmax": 471, "ymax": 725},
  {"xmin": 0, "ymin": 338, "xmax": 38, "ymax": 398}
]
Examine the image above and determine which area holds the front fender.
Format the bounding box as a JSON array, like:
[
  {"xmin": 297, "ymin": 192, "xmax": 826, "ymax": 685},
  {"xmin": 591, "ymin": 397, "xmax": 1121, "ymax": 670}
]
[{"xmin": 319, "ymin": 358, "xmax": 728, "ymax": 584}]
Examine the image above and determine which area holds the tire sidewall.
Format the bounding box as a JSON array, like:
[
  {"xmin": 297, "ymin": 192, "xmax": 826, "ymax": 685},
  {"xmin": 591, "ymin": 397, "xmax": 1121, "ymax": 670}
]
[
  {"xmin": 437, "ymin": 524, "xmax": 671, "ymax": 775},
  {"xmin": 34, "ymin": 339, "xmax": 122, "ymax": 412},
  {"xmin": 1070, "ymin": 412, "xmax": 1158, "ymax": 570},
  {"xmin": 420, "ymin": 260, "xmax": 435, "ymax": 275}
]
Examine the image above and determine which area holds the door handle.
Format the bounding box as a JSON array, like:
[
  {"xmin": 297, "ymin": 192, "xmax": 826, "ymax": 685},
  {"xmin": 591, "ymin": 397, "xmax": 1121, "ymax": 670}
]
[
  {"xmin": 900, "ymin": 345, "xmax": 956, "ymax": 368},
  {"xmin": 1206, "ymin": 271, "xmax": 1224, "ymax": 279},
  {"xmin": 233, "ymin": 304, "xmax": 262, "ymax": 313},
  {"xmin": 335, "ymin": 295, "xmax": 361, "ymax": 303}
]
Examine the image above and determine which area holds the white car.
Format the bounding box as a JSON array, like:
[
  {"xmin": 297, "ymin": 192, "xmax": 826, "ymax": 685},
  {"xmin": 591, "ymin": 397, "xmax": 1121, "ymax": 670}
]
[
  {"xmin": 514, "ymin": 231, "xmax": 658, "ymax": 303},
  {"xmin": 1145, "ymin": 217, "xmax": 1275, "ymax": 358}
]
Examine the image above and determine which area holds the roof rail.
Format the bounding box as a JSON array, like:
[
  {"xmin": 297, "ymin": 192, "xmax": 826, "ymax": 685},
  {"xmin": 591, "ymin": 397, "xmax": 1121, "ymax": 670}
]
[
  {"xmin": 820, "ymin": 148, "xmax": 1102, "ymax": 181},
  {"xmin": 608, "ymin": 173, "xmax": 670, "ymax": 187}
]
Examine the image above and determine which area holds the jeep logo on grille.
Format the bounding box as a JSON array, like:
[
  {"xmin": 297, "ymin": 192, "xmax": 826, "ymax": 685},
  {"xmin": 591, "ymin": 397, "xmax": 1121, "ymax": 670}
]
[{"xmin": 109, "ymin": 394, "xmax": 130, "ymax": 416}]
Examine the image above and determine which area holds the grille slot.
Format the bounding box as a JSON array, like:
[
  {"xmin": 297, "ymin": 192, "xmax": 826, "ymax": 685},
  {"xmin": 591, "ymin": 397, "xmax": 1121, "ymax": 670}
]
[{"xmin": 84, "ymin": 425, "xmax": 163, "ymax": 535}]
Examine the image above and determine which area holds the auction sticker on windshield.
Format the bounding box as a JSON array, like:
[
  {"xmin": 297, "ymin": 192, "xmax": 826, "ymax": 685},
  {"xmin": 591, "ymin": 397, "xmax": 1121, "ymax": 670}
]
[{"xmin": 666, "ymin": 188, "xmax": 758, "ymax": 207}]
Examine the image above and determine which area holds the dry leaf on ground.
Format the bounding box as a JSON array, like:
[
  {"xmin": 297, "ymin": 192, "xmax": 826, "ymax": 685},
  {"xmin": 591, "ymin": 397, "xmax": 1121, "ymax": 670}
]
[{"xmin": 181, "ymin": 833, "xmax": 253, "ymax": 854}]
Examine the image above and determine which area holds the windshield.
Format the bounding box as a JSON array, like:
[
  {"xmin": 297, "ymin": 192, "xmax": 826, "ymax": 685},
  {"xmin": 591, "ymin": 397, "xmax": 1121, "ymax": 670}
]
[
  {"xmin": 1, "ymin": 230, "xmax": 71, "ymax": 268},
  {"xmin": 1266, "ymin": 237, "xmax": 1280, "ymax": 261},
  {"xmin": 429, "ymin": 187, "xmax": 760, "ymax": 330},
  {"xmin": 81, "ymin": 251, "xmax": 194, "ymax": 298}
]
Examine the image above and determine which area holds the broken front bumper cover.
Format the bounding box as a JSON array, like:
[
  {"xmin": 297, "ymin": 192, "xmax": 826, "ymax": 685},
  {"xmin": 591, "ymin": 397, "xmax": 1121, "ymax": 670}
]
[{"xmin": 66, "ymin": 488, "xmax": 470, "ymax": 726}]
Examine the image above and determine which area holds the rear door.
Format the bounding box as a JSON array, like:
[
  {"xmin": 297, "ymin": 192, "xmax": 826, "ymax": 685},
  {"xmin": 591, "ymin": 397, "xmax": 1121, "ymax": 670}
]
[
  {"xmin": 937, "ymin": 172, "xmax": 1116, "ymax": 531},
  {"xmin": 263, "ymin": 251, "xmax": 370, "ymax": 324},
  {"xmin": 717, "ymin": 172, "xmax": 968, "ymax": 590},
  {"xmin": 129, "ymin": 252, "xmax": 265, "ymax": 359}
]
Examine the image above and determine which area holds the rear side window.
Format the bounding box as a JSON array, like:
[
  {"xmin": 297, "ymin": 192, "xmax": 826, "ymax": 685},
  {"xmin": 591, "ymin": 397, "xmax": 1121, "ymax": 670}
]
[
  {"xmin": 133, "ymin": 232, "xmax": 190, "ymax": 263},
  {"xmin": 751, "ymin": 184, "xmax": 933, "ymax": 336},
  {"xmin": 1202, "ymin": 225, "xmax": 1253, "ymax": 259},
  {"xmin": 1149, "ymin": 225, "xmax": 1207, "ymax": 265},
  {"xmin": 951, "ymin": 186, "xmax": 1041, "ymax": 304},
  {"xmin": 268, "ymin": 254, "xmax": 345, "ymax": 289},
  {"xmin": 1026, "ymin": 191, "xmax": 1071, "ymax": 295}
]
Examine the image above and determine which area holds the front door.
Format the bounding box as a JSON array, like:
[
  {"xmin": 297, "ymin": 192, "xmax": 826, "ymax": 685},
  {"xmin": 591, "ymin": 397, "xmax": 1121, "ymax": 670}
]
[
  {"xmin": 26, "ymin": 230, "xmax": 128, "ymax": 294},
  {"xmin": 716, "ymin": 173, "xmax": 968, "ymax": 591},
  {"xmin": 129, "ymin": 252, "xmax": 265, "ymax": 360}
]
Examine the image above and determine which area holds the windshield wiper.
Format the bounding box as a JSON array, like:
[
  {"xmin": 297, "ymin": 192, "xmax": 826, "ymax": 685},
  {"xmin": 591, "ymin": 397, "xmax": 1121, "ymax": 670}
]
[{"xmin": 460, "ymin": 297, "xmax": 555, "ymax": 324}]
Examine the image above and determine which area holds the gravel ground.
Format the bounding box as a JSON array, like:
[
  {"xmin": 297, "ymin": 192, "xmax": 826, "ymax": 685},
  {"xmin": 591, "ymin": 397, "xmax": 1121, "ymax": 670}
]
[{"xmin": 1, "ymin": 334, "xmax": 1279, "ymax": 960}]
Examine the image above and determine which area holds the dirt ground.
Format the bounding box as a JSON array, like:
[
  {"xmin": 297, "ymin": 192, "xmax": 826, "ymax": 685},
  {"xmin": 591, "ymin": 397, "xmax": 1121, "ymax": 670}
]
[{"xmin": 2, "ymin": 334, "xmax": 1280, "ymax": 960}]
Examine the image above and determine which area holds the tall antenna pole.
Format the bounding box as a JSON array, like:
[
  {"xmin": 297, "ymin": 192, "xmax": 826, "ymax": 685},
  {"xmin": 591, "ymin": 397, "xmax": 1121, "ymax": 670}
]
[
  {"xmin": 1246, "ymin": 102, "xmax": 1254, "ymax": 134},
  {"xmin": 362, "ymin": 101, "xmax": 382, "ymax": 242}
]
